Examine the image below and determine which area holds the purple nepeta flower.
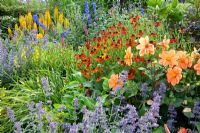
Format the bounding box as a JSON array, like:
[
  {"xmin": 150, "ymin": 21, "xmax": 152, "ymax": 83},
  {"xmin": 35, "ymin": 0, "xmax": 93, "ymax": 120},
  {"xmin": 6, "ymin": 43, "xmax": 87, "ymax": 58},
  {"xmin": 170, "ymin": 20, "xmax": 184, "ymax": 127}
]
[
  {"xmin": 41, "ymin": 77, "xmax": 51, "ymax": 96},
  {"xmin": 27, "ymin": 101, "xmax": 35, "ymax": 111},
  {"xmin": 49, "ymin": 122, "xmax": 57, "ymax": 133},
  {"xmin": 58, "ymin": 105, "xmax": 66, "ymax": 112},
  {"xmin": 141, "ymin": 8, "xmax": 145, "ymax": 16},
  {"xmin": 140, "ymin": 83, "xmax": 148, "ymax": 98},
  {"xmin": 158, "ymin": 82, "xmax": 167, "ymax": 97},
  {"xmin": 69, "ymin": 123, "xmax": 79, "ymax": 133},
  {"xmin": 119, "ymin": 70, "xmax": 128, "ymax": 83},
  {"xmin": 7, "ymin": 107, "xmax": 16, "ymax": 122},
  {"xmin": 73, "ymin": 98, "xmax": 79, "ymax": 111},
  {"xmin": 137, "ymin": 92, "xmax": 161, "ymax": 132},
  {"xmin": 14, "ymin": 121, "xmax": 22, "ymax": 133},
  {"xmin": 120, "ymin": 104, "xmax": 138, "ymax": 132},
  {"xmin": 63, "ymin": 123, "xmax": 71, "ymax": 133}
]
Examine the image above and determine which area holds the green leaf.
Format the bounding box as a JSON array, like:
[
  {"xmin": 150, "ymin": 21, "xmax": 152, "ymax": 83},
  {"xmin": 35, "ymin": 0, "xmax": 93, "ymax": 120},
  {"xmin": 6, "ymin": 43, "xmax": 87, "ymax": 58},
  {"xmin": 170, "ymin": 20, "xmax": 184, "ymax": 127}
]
[
  {"xmin": 138, "ymin": 67, "xmax": 146, "ymax": 71},
  {"xmin": 171, "ymin": 0, "xmax": 178, "ymax": 8},
  {"xmin": 56, "ymin": 22, "xmax": 63, "ymax": 35},
  {"xmin": 153, "ymin": 126, "xmax": 165, "ymax": 133},
  {"xmin": 183, "ymin": 112, "xmax": 195, "ymax": 118},
  {"xmin": 197, "ymin": 122, "xmax": 200, "ymax": 132},
  {"xmin": 53, "ymin": 104, "xmax": 61, "ymax": 109},
  {"xmin": 125, "ymin": 81, "xmax": 138, "ymax": 97},
  {"xmin": 79, "ymin": 95, "xmax": 94, "ymax": 109},
  {"xmin": 102, "ymin": 78, "xmax": 110, "ymax": 92}
]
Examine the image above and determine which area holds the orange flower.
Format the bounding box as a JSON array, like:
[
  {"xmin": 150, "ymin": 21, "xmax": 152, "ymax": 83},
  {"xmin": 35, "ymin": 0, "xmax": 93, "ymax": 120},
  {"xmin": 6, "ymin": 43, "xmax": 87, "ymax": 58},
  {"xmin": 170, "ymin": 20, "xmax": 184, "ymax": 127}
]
[
  {"xmin": 178, "ymin": 128, "xmax": 187, "ymax": 133},
  {"xmin": 167, "ymin": 67, "xmax": 182, "ymax": 86},
  {"xmin": 124, "ymin": 47, "xmax": 133, "ymax": 66},
  {"xmin": 159, "ymin": 35, "xmax": 170, "ymax": 50},
  {"xmin": 108, "ymin": 74, "xmax": 123, "ymax": 90},
  {"xmin": 136, "ymin": 36, "xmax": 155, "ymax": 56},
  {"xmin": 159, "ymin": 50, "xmax": 178, "ymax": 67},
  {"xmin": 177, "ymin": 51, "xmax": 193, "ymax": 69},
  {"xmin": 194, "ymin": 59, "xmax": 200, "ymax": 75}
]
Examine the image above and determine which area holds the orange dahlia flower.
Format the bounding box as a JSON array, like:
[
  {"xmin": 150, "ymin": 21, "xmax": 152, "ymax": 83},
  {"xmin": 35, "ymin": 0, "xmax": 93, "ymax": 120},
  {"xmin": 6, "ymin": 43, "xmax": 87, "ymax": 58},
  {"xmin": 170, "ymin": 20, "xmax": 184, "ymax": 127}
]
[
  {"xmin": 159, "ymin": 35, "xmax": 170, "ymax": 50},
  {"xmin": 167, "ymin": 67, "xmax": 182, "ymax": 86},
  {"xmin": 108, "ymin": 74, "xmax": 123, "ymax": 91},
  {"xmin": 136, "ymin": 36, "xmax": 155, "ymax": 56},
  {"xmin": 124, "ymin": 47, "xmax": 133, "ymax": 66},
  {"xmin": 194, "ymin": 59, "xmax": 200, "ymax": 75},
  {"xmin": 177, "ymin": 51, "xmax": 193, "ymax": 69},
  {"xmin": 178, "ymin": 128, "xmax": 187, "ymax": 133},
  {"xmin": 159, "ymin": 50, "xmax": 178, "ymax": 67}
]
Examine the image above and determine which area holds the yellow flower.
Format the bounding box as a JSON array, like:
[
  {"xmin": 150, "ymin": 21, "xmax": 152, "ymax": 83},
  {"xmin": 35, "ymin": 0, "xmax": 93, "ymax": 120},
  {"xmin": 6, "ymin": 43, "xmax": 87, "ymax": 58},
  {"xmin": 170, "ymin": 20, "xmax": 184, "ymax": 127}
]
[
  {"xmin": 15, "ymin": 24, "xmax": 19, "ymax": 31},
  {"xmin": 33, "ymin": 23, "xmax": 38, "ymax": 31},
  {"xmin": 33, "ymin": 47, "xmax": 40, "ymax": 63},
  {"xmin": 54, "ymin": 6, "xmax": 58, "ymax": 21},
  {"xmin": 64, "ymin": 18, "xmax": 70, "ymax": 29},
  {"xmin": 26, "ymin": 12, "xmax": 33, "ymax": 30},
  {"xmin": 37, "ymin": 33, "xmax": 43, "ymax": 39},
  {"xmin": 58, "ymin": 12, "xmax": 63, "ymax": 25},
  {"xmin": 8, "ymin": 27, "xmax": 12, "ymax": 36},
  {"xmin": 19, "ymin": 16, "xmax": 26, "ymax": 29},
  {"xmin": 45, "ymin": 9, "xmax": 51, "ymax": 28}
]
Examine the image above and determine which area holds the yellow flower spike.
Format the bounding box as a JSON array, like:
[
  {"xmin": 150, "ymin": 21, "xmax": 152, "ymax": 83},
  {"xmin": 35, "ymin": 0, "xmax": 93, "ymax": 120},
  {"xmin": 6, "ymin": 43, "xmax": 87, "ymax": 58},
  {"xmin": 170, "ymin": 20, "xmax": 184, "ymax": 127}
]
[
  {"xmin": 33, "ymin": 47, "xmax": 40, "ymax": 63},
  {"xmin": 37, "ymin": 33, "xmax": 43, "ymax": 39},
  {"xmin": 8, "ymin": 27, "xmax": 12, "ymax": 36},
  {"xmin": 15, "ymin": 24, "xmax": 19, "ymax": 31},
  {"xmin": 64, "ymin": 18, "xmax": 70, "ymax": 29},
  {"xmin": 33, "ymin": 23, "xmax": 38, "ymax": 31},
  {"xmin": 58, "ymin": 12, "xmax": 63, "ymax": 25},
  {"xmin": 54, "ymin": 6, "xmax": 58, "ymax": 21},
  {"xmin": 45, "ymin": 9, "xmax": 51, "ymax": 28}
]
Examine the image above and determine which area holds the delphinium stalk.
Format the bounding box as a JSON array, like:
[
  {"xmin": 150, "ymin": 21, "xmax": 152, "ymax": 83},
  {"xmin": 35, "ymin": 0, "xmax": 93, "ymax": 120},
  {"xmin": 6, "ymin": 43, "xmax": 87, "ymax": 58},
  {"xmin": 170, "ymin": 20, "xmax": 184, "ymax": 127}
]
[
  {"xmin": 166, "ymin": 105, "xmax": 177, "ymax": 132},
  {"xmin": 191, "ymin": 102, "xmax": 200, "ymax": 132}
]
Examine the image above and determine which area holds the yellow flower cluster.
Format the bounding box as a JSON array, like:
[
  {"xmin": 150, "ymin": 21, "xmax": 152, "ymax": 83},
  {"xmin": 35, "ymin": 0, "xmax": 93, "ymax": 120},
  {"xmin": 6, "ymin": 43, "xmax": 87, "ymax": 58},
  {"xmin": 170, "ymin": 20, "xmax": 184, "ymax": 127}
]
[{"xmin": 8, "ymin": 6, "xmax": 70, "ymax": 39}]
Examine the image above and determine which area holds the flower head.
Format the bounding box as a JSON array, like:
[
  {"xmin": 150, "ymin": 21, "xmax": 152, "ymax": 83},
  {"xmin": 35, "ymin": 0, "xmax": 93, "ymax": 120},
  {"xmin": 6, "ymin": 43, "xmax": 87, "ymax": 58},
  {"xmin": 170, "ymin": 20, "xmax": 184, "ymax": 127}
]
[
  {"xmin": 124, "ymin": 47, "xmax": 133, "ymax": 66},
  {"xmin": 194, "ymin": 59, "xmax": 200, "ymax": 75},
  {"xmin": 167, "ymin": 67, "xmax": 182, "ymax": 86},
  {"xmin": 177, "ymin": 51, "xmax": 192, "ymax": 69},
  {"xmin": 159, "ymin": 50, "xmax": 178, "ymax": 67},
  {"xmin": 108, "ymin": 74, "xmax": 123, "ymax": 91},
  {"xmin": 159, "ymin": 35, "xmax": 170, "ymax": 50},
  {"xmin": 136, "ymin": 36, "xmax": 155, "ymax": 56}
]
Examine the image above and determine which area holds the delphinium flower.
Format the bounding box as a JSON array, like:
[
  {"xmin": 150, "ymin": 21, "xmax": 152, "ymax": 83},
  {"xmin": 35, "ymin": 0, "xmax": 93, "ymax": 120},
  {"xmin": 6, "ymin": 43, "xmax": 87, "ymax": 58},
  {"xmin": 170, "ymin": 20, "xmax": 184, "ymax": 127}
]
[
  {"xmin": 6, "ymin": 107, "xmax": 16, "ymax": 122},
  {"xmin": 33, "ymin": 14, "xmax": 47, "ymax": 29},
  {"xmin": 191, "ymin": 102, "xmax": 200, "ymax": 129},
  {"xmin": 119, "ymin": 104, "xmax": 138, "ymax": 133},
  {"xmin": 49, "ymin": 122, "xmax": 57, "ymax": 133},
  {"xmin": 83, "ymin": 0, "xmax": 90, "ymax": 22},
  {"xmin": 137, "ymin": 92, "xmax": 161, "ymax": 132},
  {"xmin": 92, "ymin": 2, "xmax": 97, "ymax": 15},
  {"xmin": 141, "ymin": 8, "xmax": 145, "ymax": 16},
  {"xmin": 167, "ymin": 105, "xmax": 177, "ymax": 132},
  {"xmin": 14, "ymin": 121, "xmax": 22, "ymax": 133},
  {"xmin": 140, "ymin": 83, "xmax": 148, "ymax": 98},
  {"xmin": 41, "ymin": 77, "xmax": 51, "ymax": 96}
]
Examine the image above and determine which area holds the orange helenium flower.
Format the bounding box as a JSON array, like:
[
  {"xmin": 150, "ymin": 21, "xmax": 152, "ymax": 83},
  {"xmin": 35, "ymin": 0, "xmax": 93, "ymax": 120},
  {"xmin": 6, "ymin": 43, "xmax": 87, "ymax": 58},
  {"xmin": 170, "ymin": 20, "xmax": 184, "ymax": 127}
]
[
  {"xmin": 178, "ymin": 128, "xmax": 188, "ymax": 133},
  {"xmin": 159, "ymin": 50, "xmax": 178, "ymax": 67},
  {"xmin": 108, "ymin": 74, "xmax": 123, "ymax": 90},
  {"xmin": 177, "ymin": 51, "xmax": 193, "ymax": 69},
  {"xmin": 194, "ymin": 59, "xmax": 200, "ymax": 75},
  {"xmin": 124, "ymin": 47, "xmax": 133, "ymax": 66},
  {"xmin": 167, "ymin": 67, "xmax": 182, "ymax": 86},
  {"xmin": 136, "ymin": 36, "xmax": 155, "ymax": 56},
  {"xmin": 159, "ymin": 35, "xmax": 170, "ymax": 50}
]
